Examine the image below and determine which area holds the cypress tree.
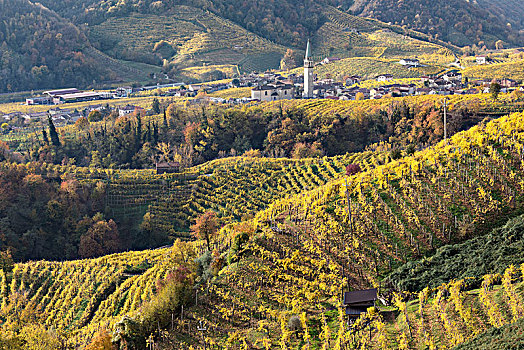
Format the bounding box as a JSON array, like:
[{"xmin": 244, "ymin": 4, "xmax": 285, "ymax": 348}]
[
  {"xmin": 153, "ymin": 122, "xmax": 159, "ymax": 145},
  {"xmin": 42, "ymin": 129, "xmax": 49, "ymax": 145},
  {"xmin": 135, "ymin": 113, "xmax": 142, "ymax": 152},
  {"xmin": 47, "ymin": 115, "xmax": 60, "ymax": 147},
  {"xmin": 163, "ymin": 109, "xmax": 168, "ymax": 133}
]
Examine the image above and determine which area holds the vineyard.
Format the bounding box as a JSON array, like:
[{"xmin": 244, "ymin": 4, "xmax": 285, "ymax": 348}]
[
  {"xmin": 182, "ymin": 109, "xmax": 524, "ymax": 346},
  {"xmin": 23, "ymin": 151, "xmax": 389, "ymax": 238},
  {"xmin": 0, "ymin": 244, "xmax": 195, "ymax": 346},
  {"xmin": 89, "ymin": 7, "xmax": 287, "ymax": 77},
  {"xmin": 461, "ymin": 58, "xmax": 524, "ymax": 81},
  {"xmin": 3, "ymin": 109, "xmax": 524, "ymax": 347}
]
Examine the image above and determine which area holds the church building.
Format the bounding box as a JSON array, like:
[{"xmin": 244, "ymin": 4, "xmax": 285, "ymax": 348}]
[{"xmin": 303, "ymin": 40, "xmax": 314, "ymax": 98}]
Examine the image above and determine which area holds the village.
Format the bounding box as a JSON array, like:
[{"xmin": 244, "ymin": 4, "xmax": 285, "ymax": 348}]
[{"xmin": 2, "ymin": 46, "xmax": 522, "ymax": 130}]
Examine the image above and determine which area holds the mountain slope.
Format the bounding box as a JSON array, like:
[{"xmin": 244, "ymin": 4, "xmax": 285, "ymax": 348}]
[
  {"xmin": 0, "ymin": 0, "xmax": 162, "ymax": 93},
  {"xmin": 350, "ymin": 0, "xmax": 524, "ymax": 48},
  {"xmin": 0, "ymin": 0, "xmax": 112, "ymax": 92},
  {"xmin": 475, "ymin": 0, "xmax": 524, "ymax": 31},
  {"xmin": 87, "ymin": 7, "xmax": 288, "ymax": 74}
]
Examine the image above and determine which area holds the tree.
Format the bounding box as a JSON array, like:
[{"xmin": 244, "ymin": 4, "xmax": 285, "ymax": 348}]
[
  {"xmin": 47, "ymin": 115, "xmax": 60, "ymax": 147},
  {"xmin": 86, "ymin": 329, "xmax": 115, "ymax": 350},
  {"xmin": 490, "ymin": 82, "xmax": 501, "ymax": 101},
  {"xmin": 75, "ymin": 117, "xmax": 89, "ymax": 130},
  {"xmin": 88, "ymin": 110, "xmax": 103, "ymax": 122},
  {"xmin": 390, "ymin": 148, "xmax": 402, "ymax": 160},
  {"xmin": 280, "ymin": 49, "xmax": 296, "ymax": 70},
  {"xmin": 190, "ymin": 211, "xmax": 218, "ymax": 251},
  {"xmin": 79, "ymin": 219, "xmax": 121, "ymax": 258},
  {"xmin": 346, "ymin": 164, "xmax": 362, "ymax": 176},
  {"xmin": 0, "ymin": 250, "xmax": 14, "ymax": 274},
  {"xmin": 152, "ymin": 98, "xmax": 161, "ymax": 114}
]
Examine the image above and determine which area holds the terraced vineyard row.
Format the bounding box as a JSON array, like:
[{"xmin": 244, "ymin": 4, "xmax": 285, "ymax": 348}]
[
  {"xmin": 189, "ymin": 111, "xmax": 524, "ymax": 346},
  {"xmin": 0, "ymin": 247, "xmax": 185, "ymax": 345}
]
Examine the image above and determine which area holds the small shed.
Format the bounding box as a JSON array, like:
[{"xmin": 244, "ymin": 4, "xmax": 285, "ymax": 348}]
[
  {"xmin": 156, "ymin": 162, "xmax": 180, "ymax": 174},
  {"xmin": 343, "ymin": 288, "xmax": 377, "ymax": 320}
]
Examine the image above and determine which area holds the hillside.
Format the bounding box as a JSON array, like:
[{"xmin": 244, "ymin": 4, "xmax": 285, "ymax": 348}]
[
  {"xmin": 461, "ymin": 59, "xmax": 524, "ymax": 80},
  {"xmin": 87, "ymin": 7, "xmax": 288, "ymax": 76},
  {"xmin": 349, "ymin": 0, "xmax": 524, "ymax": 48},
  {"xmin": 0, "ymin": 0, "xmax": 111, "ymax": 93},
  {"xmin": 389, "ymin": 213, "xmax": 524, "ymax": 292},
  {"xmin": 476, "ymin": 0, "xmax": 524, "ymax": 31},
  {"xmin": 2, "ymin": 108, "xmax": 524, "ymax": 347}
]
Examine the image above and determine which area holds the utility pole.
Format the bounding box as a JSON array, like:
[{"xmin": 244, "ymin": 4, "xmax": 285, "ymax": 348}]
[{"xmin": 443, "ymin": 98, "xmax": 448, "ymax": 141}]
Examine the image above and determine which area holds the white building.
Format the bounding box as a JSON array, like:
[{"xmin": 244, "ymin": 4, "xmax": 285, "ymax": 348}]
[
  {"xmin": 251, "ymin": 84, "xmax": 294, "ymax": 102},
  {"xmin": 399, "ymin": 58, "xmax": 420, "ymax": 67},
  {"xmin": 376, "ymin": 74, "xmax": 393, "ymax": 82},
  {"xmin": 476, "ymin": 56, "xmax": 487, "ymax": 65},
  {"xmin": 303, "ymin": 40, "xmax": 314, "ymax": 98}
]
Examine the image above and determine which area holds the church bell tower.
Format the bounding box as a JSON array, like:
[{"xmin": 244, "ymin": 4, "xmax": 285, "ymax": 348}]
[{"xmin": 303, "ymin": 40, "xmax": 314, "ymax": 98}]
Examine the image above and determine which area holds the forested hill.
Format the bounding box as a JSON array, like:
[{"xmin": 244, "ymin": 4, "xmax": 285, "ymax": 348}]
[
  {"xmin": 349, "ymin": 0, "xmax": 524, "ymax": 48},
  {"xmin": 476, "ymin": 0, "xmax": 524, "ymax": 31},
  {"xmin": 0, "ymin": 0, "xmax": 111, "ymax": 92}
]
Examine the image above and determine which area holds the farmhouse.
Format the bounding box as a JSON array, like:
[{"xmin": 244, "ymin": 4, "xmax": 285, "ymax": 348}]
[
  {"xmin": 399, "ymin": 58, "xmax": 420, "ymax": 67},
  {"xmin": 376, "ymin": 74, "xmax": 393, "ymax": 82},
  {"xmin": 476, "ymin": 55, "xmax": 487, "ymax": 65},
  {"xmin": 118, "ymin": 105, "xmax": 143, "ymax": 117},
  {"xmin": 321, "ymin": 57, "xmax": 341, "ymax": 65}
]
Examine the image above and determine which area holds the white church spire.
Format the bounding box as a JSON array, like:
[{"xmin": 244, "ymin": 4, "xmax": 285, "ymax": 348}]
[{"xmin": 303, "ymin": 39, "xmax": 314, "ymax": 98}]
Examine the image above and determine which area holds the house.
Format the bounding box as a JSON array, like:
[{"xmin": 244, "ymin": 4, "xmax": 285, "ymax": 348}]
[
  {"xmin": 118, "ymin": 105, "xmax": 142, "ymax": 117},
  {"xmin": 476, "ymin": 56, "xmax": 487, "ymax": 65},
  {"xmin": 343, "ymin": 289, "xmax": 378, "ymax": 321},
  {"xmin": 399, "ymin": 58, "xmax": 420, "ymax": 67},
  {"xmin": 345, "ymin": 76, "xmax": 361, "ymax": 86},
  {"xmin": 115, "ymin": 86, "xmax": 133, "ymax": 98},
  {"xmin": 321, "ymin": 57, "xmax": 341, "ymax": 65},
  {"xmin": 500, "ymin": 78, "xmax": 517, "ymax": 88},
  {"xmin": 156, "ymin": 162, "xmax": 180, "ymax": 174},
  {"xmin": 251, "ymin": 84, "xmax": 294, "ymax": 101},
  {"xmin": 26, "ymin": 96, "xmax": 53, "ymax": 106},
  {"xmin": 442, "ymin": 71, "xmax": 462, "ymax": 82},
  {"xmin": 376, "ymin": 74, "xmax": 393, "ymax": 82}
]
